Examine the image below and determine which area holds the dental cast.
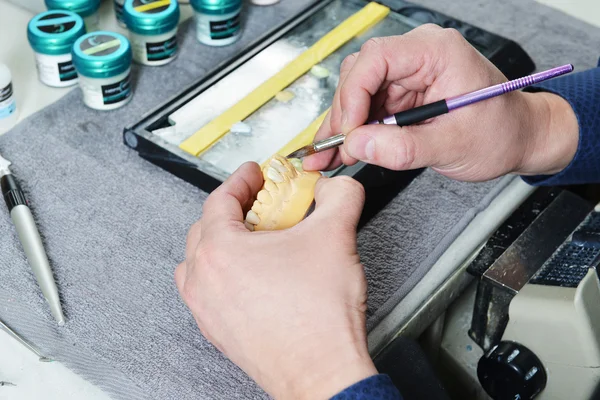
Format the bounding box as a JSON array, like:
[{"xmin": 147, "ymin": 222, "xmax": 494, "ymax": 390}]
[{"xmin": 244, "ymin": 155, "xmax": 321, "ymax": 231}]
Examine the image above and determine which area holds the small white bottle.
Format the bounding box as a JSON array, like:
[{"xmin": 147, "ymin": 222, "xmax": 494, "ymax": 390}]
[{"xmin": 0, "ymin": 64, "xmax": 18, "ymax": 135}]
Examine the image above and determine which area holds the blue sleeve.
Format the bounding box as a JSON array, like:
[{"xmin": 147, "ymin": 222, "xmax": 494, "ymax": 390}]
[
  {"xmin": 521, "ymin": 59, "xmax": 600, "ymax": 186},
  {"xmin": 330, "ymin": 374, "xmax": 402, "ymax": 400}
]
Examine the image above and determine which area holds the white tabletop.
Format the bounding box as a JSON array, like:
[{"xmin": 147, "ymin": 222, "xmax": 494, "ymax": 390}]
[{"xmin": 0, "ymin": 0, "xmax": 596, "ymax": 399}]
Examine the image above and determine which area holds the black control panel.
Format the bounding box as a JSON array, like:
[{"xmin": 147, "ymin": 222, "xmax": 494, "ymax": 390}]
[{"xmin": 531, "ymin": 211, "xmax": 600, "ymax": 288}]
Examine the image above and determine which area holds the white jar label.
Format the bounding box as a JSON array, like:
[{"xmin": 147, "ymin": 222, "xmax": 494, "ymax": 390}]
[
  {"xmin": 80, "ymin": 73, "xmax": 131, "ymax": 109},
  {"xmin": 146, "ymin": 35, "xmax": 178, "ymax": 62},
  {"xmin": 209, "ymin": 13, "xmax": 241, "ymax": 40},
  {"xmin": 101, "ymin": 74, "xmax": 132, "ymax": 105},
  {"xmin": 0, "ymin": 82, "xmax": 16, "ymax": 120},
  {"xmin": 34, "ymin": 53, "xmax": 78, "ymax": 87},
  {"xmin": 58, "ymin": 60, "xmax": 78, "ymax": 82}
]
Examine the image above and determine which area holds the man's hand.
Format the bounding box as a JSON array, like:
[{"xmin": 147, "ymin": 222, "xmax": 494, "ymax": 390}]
[
  {"xmin": 304, "ymin": 24, "xmax": 579, "ymax": 181},
  {"xmin": 175, "ymin": 163, "xmax": 376, "ymax": 399}
]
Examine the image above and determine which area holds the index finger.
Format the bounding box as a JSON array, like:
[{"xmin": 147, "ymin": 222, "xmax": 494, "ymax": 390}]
[
  {"xmin": 338, "ymin": 25, "xmax": 444, "ymax": 133},
  {"xmin": 201, "ymin": 162, "xmax": 263, "ymax": 232}
]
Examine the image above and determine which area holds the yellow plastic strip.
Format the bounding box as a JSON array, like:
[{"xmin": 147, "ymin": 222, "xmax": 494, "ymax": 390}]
[
  {"xmin": 276, "ymin": 109, "xmax": 329, "ymax": 159},
  {"xmin": 134, "ymin": 0, "xmax": 171, "ymax": 12},
  {"xmin": 180, "ymin": 2, "xmax": 390, "ymax": 156},
  {"xmin": 83, "ymin": 39, "xmax": 121, "ymax": 55}
]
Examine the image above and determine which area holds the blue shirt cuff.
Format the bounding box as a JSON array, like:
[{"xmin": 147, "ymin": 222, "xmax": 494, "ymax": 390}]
[
  {"xmin": 330, "ymin": 374, "xmax": 402, "ymax": 400},
  {"xmin": 521, "ymin": 59, "xmax": 600, "ymax": 186}
]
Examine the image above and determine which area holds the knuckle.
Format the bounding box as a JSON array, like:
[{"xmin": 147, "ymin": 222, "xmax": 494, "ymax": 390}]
[
  {"xmin": 194, "ymin": 241, "xmax": 215, "ymax": 266},
  {"xmin": 361, "ymin": 37, "xmax": 384, "ymax": 53},
  {"xmin": 334, "ymin": 175, "xmax": 365, "ymax": 199},
  {"xmin": 202, "ymin": 196, "xmax": 216, "ymax": 213},
  {"xmin": 402, "ymin": 134, "xmax": 417, "ymax": 169},
  {"xmin": 340, "ymin": 53, "xmax": 357, "ymax": 73},
  {"xmin": 443, "ymin": 27, "xmax": 464, "ymax": 43},
  {"xmin": 181, "ymin": 280, "xmax": 198, "ymax": 306},
  {"xmin": 388, "ymin": 135, "xmax": 416, "ymax": 170},
  {"xmin": 418, "ymin": 23, "xmax": 442, "ymax": 34},
  {"xmin": 186, "ymin": 220, "xmax": 201, "ymax": 245}
]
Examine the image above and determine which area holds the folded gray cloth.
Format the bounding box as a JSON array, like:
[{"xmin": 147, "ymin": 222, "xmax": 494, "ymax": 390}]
[{"xmin": 0, "ymin": 0, "xmax": 598, "ymax": 399}]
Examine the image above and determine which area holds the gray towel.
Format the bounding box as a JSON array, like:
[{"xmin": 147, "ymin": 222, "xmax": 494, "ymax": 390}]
[{"xmin": 0, "ymin": 0, "xmax": 598, "ymax": 399}]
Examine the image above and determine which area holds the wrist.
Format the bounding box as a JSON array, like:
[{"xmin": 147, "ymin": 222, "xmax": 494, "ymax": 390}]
[
  {"xmin": 295, "ymin": 351, "xmax": 377, "ymax": 400},
  {"xmin": 271, "ymin": 337, "xmax": 377, "ymax": 399},
  {"xmin": 517, "ymin": 91, "xmax": 579, "ymax": 176}
]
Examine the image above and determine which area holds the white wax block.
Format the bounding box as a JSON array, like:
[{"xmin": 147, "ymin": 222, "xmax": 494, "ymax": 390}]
[
  {"xmin": 230, "ymin": 121, "xmax": 252, "ymax": 135},
  {"xmin": 167, "ymin": 40, "xmax": 305, "ymax": 141}
]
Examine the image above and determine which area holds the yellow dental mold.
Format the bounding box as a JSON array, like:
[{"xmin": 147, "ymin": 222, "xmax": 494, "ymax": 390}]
[{"xmin": 245, "ymin": 155, "xmax": 321, "ymax": 231}]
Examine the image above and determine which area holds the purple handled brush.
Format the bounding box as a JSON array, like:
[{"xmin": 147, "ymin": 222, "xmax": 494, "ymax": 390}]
[{"xmin": 287, "ymin": 64, "xmax": 574, "ymax": 159}]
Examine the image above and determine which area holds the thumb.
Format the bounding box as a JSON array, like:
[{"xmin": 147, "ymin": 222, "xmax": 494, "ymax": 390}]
[
  {"xmin": 343, "ymin": 124, "xmax": 445, "ymax": 170},
  {"xmin": 310, "ymin": 176, "xmax": 365, "ymax": 231}
]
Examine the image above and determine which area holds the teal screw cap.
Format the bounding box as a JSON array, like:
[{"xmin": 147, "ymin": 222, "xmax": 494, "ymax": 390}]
[
  {"xmin": 44, "ymin": 0, "xmax": 101, "ymax": 18},
  {"xmin": 123, "ymin": 0, "xmax": 180, "ymax": 35},
  {"xmin": 190, "ymin": 0, "xmax": 242, "ymax": 16},
  {"xmin": 72, "ymin": 31, "xmax": 132, "ymax": 78},
  {"xmin": 27, "ymin": 10, "xmax": 86, "ymax": 55}
]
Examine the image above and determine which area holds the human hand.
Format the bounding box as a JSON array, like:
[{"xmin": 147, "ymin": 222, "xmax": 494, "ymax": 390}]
[
  {"xmin": 304, "ymin": 24, "xmax": 578, "ymax": 181},
  {"xmin": 175, "ymin": 163, "xmax": 376, "ymax": 399}
]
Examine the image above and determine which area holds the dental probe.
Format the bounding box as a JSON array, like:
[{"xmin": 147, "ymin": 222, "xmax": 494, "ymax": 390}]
[
  {"xmin": 0, "ymin": 319, "xmax": 53, "ymax": 362},
  {"xmin": 287, "ymin": 64, "xmax": 574, "ymax": 159},
  {"xmin": 0, "ymin": 155, "xmax": 65, "ymax": 326}
]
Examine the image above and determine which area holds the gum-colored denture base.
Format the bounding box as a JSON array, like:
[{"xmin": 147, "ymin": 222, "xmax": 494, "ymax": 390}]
[{"xmin": 179, "ymin": 2, "xmax": 390, "ymax": 156}]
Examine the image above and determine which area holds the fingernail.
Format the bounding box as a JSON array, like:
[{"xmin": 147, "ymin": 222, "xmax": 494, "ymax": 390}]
[{"xmin": 347, "ymin": 135, "xmax": 375, "ymax": 161}]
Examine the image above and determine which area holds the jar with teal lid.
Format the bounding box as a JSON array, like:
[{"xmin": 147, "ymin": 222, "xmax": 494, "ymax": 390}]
[
  {"xmin": 190, "ymin": 0, "xmax": 242, "ymax": 46},
  {"xmin": 123, "ymin": 0, "xmax": 180, "ymax": 66},
  {"xmin": 44, "ymin": 0, "xmax": 101, "ymax": 32},
  {"xmin": 27, "ymin": 10, "xmax": 86, "ymax": 88},
  {"xmin": 72, "ymin": 31, "xmax": 133, "ymax": 110}
]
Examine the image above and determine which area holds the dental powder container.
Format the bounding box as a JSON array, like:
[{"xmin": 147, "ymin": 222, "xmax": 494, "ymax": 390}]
[
  {"xmin": 114, "ymin": 0, "xmax": 126, "ymax": 27},
  {"xmin": 190, "ymin": 0, "xmax": 242, "ymax": 46},
  {"xmin": 72, "ymin": 32, "xmax": 133, "ymax": 110},
  {"xmin": 0, "ymin": 64, "xmax": 18, "ymax": 135},
  {"xmin": 123, "ymin": 0, "xmax": 180, "ymax": 66},
  {"xmin": 44, "ymin": 0, "xmax": 101, "ymax": 32},
  {"xmin": 27, "ymin": 10, "xmax": 86, "ymax": 88}
]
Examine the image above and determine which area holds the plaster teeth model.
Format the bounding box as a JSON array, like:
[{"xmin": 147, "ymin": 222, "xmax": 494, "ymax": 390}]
[{"xmin": 245, "ymin": 155, "xmax": 321, "ymax": 231}]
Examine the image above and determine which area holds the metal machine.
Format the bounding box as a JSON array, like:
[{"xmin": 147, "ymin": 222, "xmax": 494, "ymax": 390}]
[{"xmin": 468, "ymin": 188, "xmax": 600, "ymax": 399}]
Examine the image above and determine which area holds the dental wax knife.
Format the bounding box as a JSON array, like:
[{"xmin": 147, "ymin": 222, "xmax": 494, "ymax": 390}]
[
  {"xmin": 0, "ymin": 155, "xmax": 65, "ymax": 326},
  {"xmin": 287, "ymin": 64, "xmax": 574, "ymax": 158}
]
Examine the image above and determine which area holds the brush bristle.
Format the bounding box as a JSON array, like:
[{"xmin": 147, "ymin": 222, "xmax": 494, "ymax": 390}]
[{"xmin": 286, "ymin": 145, "xmax": 315, "ymax": 159}]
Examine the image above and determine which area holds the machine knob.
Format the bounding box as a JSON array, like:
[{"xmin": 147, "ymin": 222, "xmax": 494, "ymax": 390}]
[{"xmin": 478, "ymin": 341, "xmax": 547, "ymax": 400}]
